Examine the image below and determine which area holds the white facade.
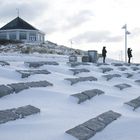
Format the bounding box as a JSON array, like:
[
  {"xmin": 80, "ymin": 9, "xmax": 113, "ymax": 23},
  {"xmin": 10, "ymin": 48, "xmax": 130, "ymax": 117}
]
[{"xmin": 0, "ymin": 29, "xmax": 45, "ymax": 43}]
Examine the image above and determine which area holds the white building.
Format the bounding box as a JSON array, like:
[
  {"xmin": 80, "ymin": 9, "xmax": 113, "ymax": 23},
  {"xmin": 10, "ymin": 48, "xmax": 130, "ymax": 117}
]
[{"xmin": 0, "ymin": 16, "xmax": 45, "ymax": 43}]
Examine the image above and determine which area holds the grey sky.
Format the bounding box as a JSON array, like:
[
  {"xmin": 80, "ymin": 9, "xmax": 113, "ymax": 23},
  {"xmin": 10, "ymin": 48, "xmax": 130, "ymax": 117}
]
[
  {"xmin": 0, "ymin": 0, "xmax": 140, "ymax": 62},
  {"xmin": 63, "ymin": 10, "xmax": 94, "ymax": 30},
  {"xmin": 0, "ymin": 1, "xmax": 47, "ymax": 21},
  {"xmin": 72, "ymin": 31, "xmax": 123, "ymax": 43}
]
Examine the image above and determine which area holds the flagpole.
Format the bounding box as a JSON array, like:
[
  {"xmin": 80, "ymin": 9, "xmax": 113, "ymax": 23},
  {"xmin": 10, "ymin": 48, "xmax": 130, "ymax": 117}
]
[
  {"xmin": 16, "ymin": 8, "xmax": 19, "ymax": 17},
  {"xmin": 122, "ymin": 24, "xmax": 130, "ymax": 63},
  {"xmin": 125, "ymin": 24, "xmax": 127, "ymax": 63}
]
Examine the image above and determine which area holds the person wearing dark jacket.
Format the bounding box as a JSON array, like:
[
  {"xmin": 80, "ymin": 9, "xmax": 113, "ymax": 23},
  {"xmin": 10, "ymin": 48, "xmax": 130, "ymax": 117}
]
[
  {"xmin": 127, "ymin": 48, "xmax": 132, "ymax": 63},
  {"xmin": 102, "ymin": 46, "xmax": 107, "ymax": 63}
]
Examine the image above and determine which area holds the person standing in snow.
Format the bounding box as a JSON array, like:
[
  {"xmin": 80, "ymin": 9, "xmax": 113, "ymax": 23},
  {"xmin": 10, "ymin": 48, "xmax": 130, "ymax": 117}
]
[
  {"xmin": 127, "ymin": 48, "xmax": 132, "ymax": 63},
  {"xmin": 102, "ymin": 46, "xmax": 107, "ymax": 63}
]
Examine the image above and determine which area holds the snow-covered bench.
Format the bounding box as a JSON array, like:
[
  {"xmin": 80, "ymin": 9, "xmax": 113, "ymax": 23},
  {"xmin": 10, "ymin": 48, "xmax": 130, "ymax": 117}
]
[
  {"xmin": 16, "ymin": 69, "xmax": 51, "ymax": 78},
  {"xmin": 66, "ymin": 110, "xmax": 121, "ymax": 140},
  {"xmin": 96, "ymin": 63, "xmax": 109, "ymax": 67},
  {"xmin": 0, "ymin": 85, "xmax": 14, "ymax": 97},
  {"xmin": 25, "ymin": 61, "xmax": 59, "ymax": 68},
  {"xmin": 118, "ymin": 67, "xmax": 128, "ymax": 71},
  {"xmin": 123, "ymin": 73, "xmax": 133, "ymax": 78},
  {"xmin": 114, "ymin": 83, "xmax": 132, "ymax": 90},
  {"xmin": 0, "ymin": 105, "xmax": 40, "ymax": 124},
  {"xmin": 0, "ymin": 80, "xmax": 53, "ymax": 97},
  {"xmin": 125, "ymin": 96, "xmax": 140, "ymax": 110},
  {"xmin": 71, "ymin": 89, "xmax": 104, "ymax": 104},
  {"xmin": 65, "ymin": 76, "xmax": 97, "ymax": 85},
  {"xmin": 100, "ymin": 67, "xmax": 113, "ymax": 73},
  {"xmin": 111, "ymin": 63, "xmax": 123, "ymax": 66},
  {"xmin": 135, "ymin": 80, "xmax": 140, "ymax": 84},
  {"xmin": 131, "ymin": 67, "xmax": 139, "ymax": 71},
  {"xmin": 67, "ymin": 62, "xmax": 90, "ymax": 67},
  {"xmin": 69, "ymin": 68, "xmax": 90, "ymax": 75},
  {"xmin": 0, "ymin": 61, "xmax": 10, "ymax": 66},
  {"xmin": 103, "ymin": 74, "xmax": 121, "ymax": 81}
]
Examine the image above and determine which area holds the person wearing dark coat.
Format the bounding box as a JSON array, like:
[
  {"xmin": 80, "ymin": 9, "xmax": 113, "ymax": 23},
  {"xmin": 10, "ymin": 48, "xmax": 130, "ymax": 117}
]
[
  {"xmin": 102, "ymin": 46, "xmax": 107, "ymax": 63},
  {"xmin": 127, "ymin": 48, "xmax": 132, "ymax": 63}
]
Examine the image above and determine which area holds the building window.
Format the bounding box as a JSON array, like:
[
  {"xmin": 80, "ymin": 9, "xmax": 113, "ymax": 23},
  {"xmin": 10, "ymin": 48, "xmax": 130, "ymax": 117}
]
[
  {"xmin": 29, "ymin": 32, "xmax": 36, "ymax": 41},
  {"xmin": 20, "ymin": 32, "xmax": 27, "ymax": 40},
  {"xmin": 0, "ymin": 33, "xmax": 7, "ymax": 39},
  {"xmin": 39, "ymin": 34, "xmax": 41, "ymax": 41},
  {"xmin": 9, "ymin": 32, "xmax": 16, "ymax": 40},
  {"xmin": 41, "ymin": 36, "xmax": 43, "ymax": 41}
]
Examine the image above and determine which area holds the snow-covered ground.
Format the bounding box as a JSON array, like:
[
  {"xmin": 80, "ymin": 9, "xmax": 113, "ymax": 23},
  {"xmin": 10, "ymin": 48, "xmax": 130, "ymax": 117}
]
[{"xmin": 0, "ymin": 53, "xmax": 140, "ymax": 140}]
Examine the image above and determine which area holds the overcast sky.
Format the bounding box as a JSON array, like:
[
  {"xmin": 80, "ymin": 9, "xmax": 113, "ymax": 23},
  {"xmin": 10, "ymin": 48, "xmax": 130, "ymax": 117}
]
[{"xmin": 0, "ymin": 0, "xmax": 140, "ymax": 62}]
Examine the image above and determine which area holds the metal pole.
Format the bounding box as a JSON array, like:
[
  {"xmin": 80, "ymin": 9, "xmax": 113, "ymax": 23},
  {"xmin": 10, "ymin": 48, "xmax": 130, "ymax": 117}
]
[
  {"xmin": 122, "ymin": 24, "xmax": 130, "ymax": 63},
  {"xmin": 125, "ymin": 24, "xmax": 127, "ymax": 63}
]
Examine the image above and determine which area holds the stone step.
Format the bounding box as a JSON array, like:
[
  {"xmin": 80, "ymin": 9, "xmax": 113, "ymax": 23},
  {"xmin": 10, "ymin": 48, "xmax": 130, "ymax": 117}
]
[
  {"xmin": 66, "ymin": 110, "xmax": 121, "ymax": 140},
  {"xmin": 65, "ymin": 76, "xmax": 97, "ymax": 85},
  {"xmin": 71, "ymin": 89, "xmax": 104, "ymax": 104},
  {"xmin": 0, "ymin": 105, "xmax": 40, "ymax": 124}
]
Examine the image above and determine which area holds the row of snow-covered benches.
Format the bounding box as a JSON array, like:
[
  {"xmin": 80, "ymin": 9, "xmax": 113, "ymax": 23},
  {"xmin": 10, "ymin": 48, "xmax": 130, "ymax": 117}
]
[
  {"xmin": 0, "ymin": 80, "xmax": 53, "ymax": 98},
  {"xmin": 0, "ymin": 61, "xmax": 140, "ymax": 140},
  {"xmin": 66, "ymin": 63, "xmax": 140, "ymax": 139},
  {"xmin": 0, "ymin": 104, "xmax": 121, "ymax": 140},
  {"xmin": 0, "ymin": 78, "xmax": 139, "ymax": 110}
]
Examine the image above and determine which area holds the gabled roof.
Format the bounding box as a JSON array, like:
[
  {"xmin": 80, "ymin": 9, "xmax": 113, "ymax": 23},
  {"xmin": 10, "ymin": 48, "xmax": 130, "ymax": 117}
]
[{"xmin": 0, "ymin": 17, "xmax": 38, "ymax": 30}]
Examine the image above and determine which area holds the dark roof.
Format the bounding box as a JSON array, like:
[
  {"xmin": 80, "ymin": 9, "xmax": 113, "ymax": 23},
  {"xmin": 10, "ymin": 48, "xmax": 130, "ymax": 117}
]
[{"xmin": 0, "ymin": 17, "xmax": 38, "ymax": 30}]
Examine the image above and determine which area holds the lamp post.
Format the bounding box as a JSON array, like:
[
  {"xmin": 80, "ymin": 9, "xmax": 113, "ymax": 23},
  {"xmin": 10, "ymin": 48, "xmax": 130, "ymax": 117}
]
[{"xmin": 122, "ymin": 24, "xmax": 130, "ymax": 63}]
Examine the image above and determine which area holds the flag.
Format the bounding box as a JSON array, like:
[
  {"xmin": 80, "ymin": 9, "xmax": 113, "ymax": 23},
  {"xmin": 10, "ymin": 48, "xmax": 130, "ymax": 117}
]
[
  {"xmin": 126, "ymin": 31, "xmax": 130, "ymax": 34},
  {"xmin": 122, "ymin": 24, "xmax": 126, "ymax": 29}
]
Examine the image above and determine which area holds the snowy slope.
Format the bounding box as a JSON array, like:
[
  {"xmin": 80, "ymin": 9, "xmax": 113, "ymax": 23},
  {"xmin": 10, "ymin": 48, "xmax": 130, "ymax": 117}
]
[
  {"xmin": 0, "ymin": 41, "xmax": 85, "ymax": 55},
  {"xmin": 0, "ymin": 53, "xmax": 140, "ymax": 140}
]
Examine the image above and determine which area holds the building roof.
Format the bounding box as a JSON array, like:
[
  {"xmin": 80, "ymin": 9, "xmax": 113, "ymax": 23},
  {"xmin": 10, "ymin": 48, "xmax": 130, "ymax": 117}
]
[{"xmin": 0, "ymin": 17, "xmax": 38, "ymax": 30}]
